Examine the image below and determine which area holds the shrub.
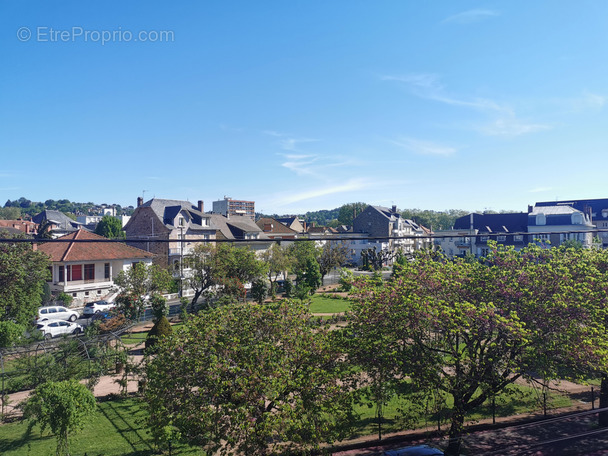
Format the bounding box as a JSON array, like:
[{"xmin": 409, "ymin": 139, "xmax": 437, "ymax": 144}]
[
  {"xmin": 283, "ymin": 278, "xmax": 293, "ymax": 298},
  {"xmin": 56, "ymin": 292, "xmax": 73, "ymax": 306},
  {"xmin": 0, "ymin": 321, "xmax": 25, "ymax": 348},
  {"xmin": 145, "ymin": 316, "xmax": 173, "ymax": 351}
]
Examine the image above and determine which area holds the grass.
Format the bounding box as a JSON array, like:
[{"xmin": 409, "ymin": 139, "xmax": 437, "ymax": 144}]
[
  {"xmin": 0, "ymin": 383, "xmax": 575, "ymax": 454},
  {"xmin": 0, "ymin": 397, "xmax": 202, "ymax": 456},
  {"xmin": 350, "ymin": 382, "xmax": 572, "ymax": 438},
  {"xmin": 308, "ymin": 294, "xmax": 351, "ymax": 314}
]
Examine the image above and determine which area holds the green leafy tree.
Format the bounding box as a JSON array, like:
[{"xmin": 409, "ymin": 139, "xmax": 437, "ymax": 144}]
[
  {"xmin": 0, "ymin": 233, "xmax": 50, "ymax": 326},
  {"xmin": 185, "ymin": 243, "xmax": 266, "ymax": 309},
  {"xmin": 260, "ymin": 243, "xmax": 292, "ymax": 297},
  {"xmin": 114, "ymin": 263, "xmax": 172, "ymax": 320},
  {"xmin": 338, "ymin": 202, "xmax": 367, "ymax": 226},
  {"xmin": 317, "ymin": 240, "xmax": 348, "ymax": 282},
  {"xmin": 251, "ymin": 279, "xmax": 268, "ymax": 304},
  {"xmin": 23, "ymin": 380, "xmax": 96, "ymax": 456},
  {"xmin": 289, "ymin": 241, "xmax": 321, "ymax": 292},
  {"xmin": 0, "ymin": 206, "xmax": 21, "ymax": 220},
  {"xmin": 94, "ymin": 214, "xmax": 125, "ymax": 239},
  {"xmin": 349, "ymin": 243, "xmax": 608, "ymax": 455},
  {"xmin": 0, "ymin": 321, "xmax": 25, "ymax": 348},
  {"xmin": 145, "ymin": 301, "xmax": 355, "ymax": 455}
]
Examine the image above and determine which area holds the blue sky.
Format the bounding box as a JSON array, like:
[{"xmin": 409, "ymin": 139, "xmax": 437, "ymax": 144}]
[{"xmin": 2, "ymin": 1, "xmax": 608, "ymax": 215}]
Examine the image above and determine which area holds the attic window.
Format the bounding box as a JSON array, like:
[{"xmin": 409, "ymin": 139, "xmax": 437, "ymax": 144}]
[
  {"xmin": 178, "ymin": 217, "xmax": 185, "ymax": 227},
  {"xmin": 536, "ymin": 214, "xmax": 546, "ymax": 226},
  {"xmin": 572, "ymin": 213, "xmax": 583, "ymax": 224}
]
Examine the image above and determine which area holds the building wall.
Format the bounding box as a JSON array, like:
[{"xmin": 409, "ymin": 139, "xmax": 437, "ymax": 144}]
[{"xmin": 124, "ymin": 207, "xmax": 170, "ymax": 267}]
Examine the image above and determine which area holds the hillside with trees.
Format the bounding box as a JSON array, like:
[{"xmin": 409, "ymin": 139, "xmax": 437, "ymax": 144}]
[{"xmin": 2, "ymin": 197, "xmax": 135, "ymax": 219}]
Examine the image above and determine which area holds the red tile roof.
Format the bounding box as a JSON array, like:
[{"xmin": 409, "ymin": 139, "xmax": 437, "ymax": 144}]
[{"xmin": 37, "ymin": 230, "xmax": 155, "ymax": 262}]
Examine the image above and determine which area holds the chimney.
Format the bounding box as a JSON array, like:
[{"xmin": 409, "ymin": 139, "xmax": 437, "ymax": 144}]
[
  {"xmin": 392, "ymin": 205, "xmax": 397, "ymax": 213},
  {"xmin": 137, "ymin": 197, "xmax": 143, "ymax": 207},
  {"xmin": 198, "ymin": 200, "xmax": 204, "ymax": 213},
  {"xmin": 528, "ymin": 205, "xmax": 533, "ymax": 214}
]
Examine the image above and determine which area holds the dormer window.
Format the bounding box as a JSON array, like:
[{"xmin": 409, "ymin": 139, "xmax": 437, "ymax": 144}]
[
  {"xmin": 178, "ymin": 217, "xmax": 185, "ymax": 227},
  {"xmin": 572, "ymin": 213, "xmax": 583, "ymax": 225},
  {"xmin": 536, "ymin": 214, "xmax": 546, "ymax": 226}
]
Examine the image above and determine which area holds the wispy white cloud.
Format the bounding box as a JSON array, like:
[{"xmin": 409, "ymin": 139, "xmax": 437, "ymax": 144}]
[
  {"xmin": 478, "ymin": 117, "xmax": 551, "ymax": 137},
  {"xmin": 271, "ymin": 178, "xmax": 373, "ymax": 207},
  {"xmin": 382, "ymin": 73, "xmax": 549, "ymax": 137},
  {"xmin": 389, "ymin": 137, "xmax": 457, "ymax": 156},
  {"xmin": 263, "ymin": 130, "xmax": 318, "ymax": 151},
  {"xmin": 381, "ymin": 73, "xmax": 508, "ymax": 114},
  {"xmin": 442, "ymin": 9, "xmax": 500, "ymax": 24},
  {"xmin": 568, "ymin": 91, "xmax": 607, "ymax": 111}
]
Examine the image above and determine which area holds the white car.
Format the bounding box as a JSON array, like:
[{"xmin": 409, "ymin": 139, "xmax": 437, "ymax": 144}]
[
  {"xmin": 83, "ymin": 300, "xmax": 116, "ymax": 317},
  {"xmin": 37, "ymin": 306, "xmax": 79, "ymax": 322},
  {"xmin": 36, "ymin": 320, "xmax": 83, "ymax": 339}
]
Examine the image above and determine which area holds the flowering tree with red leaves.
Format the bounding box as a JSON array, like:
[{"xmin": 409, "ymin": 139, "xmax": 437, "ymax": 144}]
[{"xmin": 349, "ymin": 243, "xmax": 608, "ymax": 455}]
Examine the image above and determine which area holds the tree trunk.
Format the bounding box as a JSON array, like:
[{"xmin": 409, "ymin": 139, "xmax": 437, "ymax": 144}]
[
  {"xmin": 599, "ymin": 373, "xmax": 608, "ymax": 427},
  {"xmin": 445, "ymin": 404, "xmax": 465, "ymax": 456}
]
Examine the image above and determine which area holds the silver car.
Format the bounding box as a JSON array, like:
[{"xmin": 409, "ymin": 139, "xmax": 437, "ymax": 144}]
[{"xmin": 37, "ymin": 305, "xmax": 79, "ymax": 322}]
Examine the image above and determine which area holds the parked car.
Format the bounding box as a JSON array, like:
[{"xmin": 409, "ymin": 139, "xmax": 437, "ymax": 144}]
[
  {"xmin": 90, "ymin": 310, "xmax": 115, "ymax": 323},
  {"xmin": 383, "ymin": 445, "xmax": 444, "ymax": 456},
  {"xmin": 83, "ymin": 300, "xmax": 116, "ymax": 317},
  {"xmin": 37, "ymin": 305, "xmax": 79, "ymax": 322},
  {"xmin": 36, "ymin": 320, "xmax": 83, "ymax": 339}
]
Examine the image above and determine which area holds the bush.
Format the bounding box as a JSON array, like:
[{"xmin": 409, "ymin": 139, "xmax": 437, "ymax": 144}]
[
  {"xmin": 0, "ymin": 321, "xmax": 25, "ymax": 348},
  {"xmin": 56, "ymin": 292, "xmax": 73, "ymax": 306},
  {"xmin": 283, "ymin": 278, "xmax": 293, "ymax": 298},
  {"xmin": 145, "ymin": 316, "xmax": 173, "ymax": 351}
]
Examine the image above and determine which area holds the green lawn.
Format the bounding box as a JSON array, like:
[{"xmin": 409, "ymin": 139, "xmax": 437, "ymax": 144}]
[
  {"xmin": 351, "ymin": 382, "xmax": 572, "ymax": 438},
  {"xmin": 308, "ymin": 295, "xmax": 351, "ymax": 314},
  {"xmin": 0, "ymin": 384, "xmax": 573, "ymax": 454},
  {"xmin": 0, "ymin": 397, "xmax": 202, "ymax": 456}
]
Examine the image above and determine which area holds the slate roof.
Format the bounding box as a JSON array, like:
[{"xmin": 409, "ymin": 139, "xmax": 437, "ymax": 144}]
[
  {"xmin": 38, "ymin": 230, "xmax": 155, "ymax": 262},
  {"xmin": 454, "ymin": 213, "xmax": 529, "ymax": 233},
  {"xmin": 256, "ymin": 217, "xmax": 298, "ymax": 235},
  {"xmin": 140, "ymin": 198, "xmax": 210, "ymax": 230},
  {"xmin": 32, "ymin": 210, "xmax": 81, "ymax": 231}
]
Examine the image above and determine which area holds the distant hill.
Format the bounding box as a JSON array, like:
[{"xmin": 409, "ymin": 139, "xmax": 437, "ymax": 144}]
[{"xmin": 2, "ymin": 197, "xmax": 135, "ymax": 219}]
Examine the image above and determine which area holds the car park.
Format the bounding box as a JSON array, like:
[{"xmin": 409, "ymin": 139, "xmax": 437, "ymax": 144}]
[
  {"xmin": 37, "ymin": 305, "xmax": 79, "ymax": 322},
  {"xmin": 36, "ymin": 320, "xmax": 83, "ymax": 339},
  {"xmin": 83, "ymin": 300, "xmax": 116, "ymax": 317},
  {"xmin": 383, "ymin": 445, "xmax": 444, "ymax": 456}
]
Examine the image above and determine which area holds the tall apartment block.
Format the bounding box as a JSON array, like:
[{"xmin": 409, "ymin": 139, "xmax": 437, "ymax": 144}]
[{"xmin": 212, "ymin": 197, "xmax": 255, "ymax": 218}]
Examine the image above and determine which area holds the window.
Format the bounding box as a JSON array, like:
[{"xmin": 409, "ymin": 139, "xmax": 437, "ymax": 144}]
[
  {"xmin": 85, "ymin": 291, "xmax": 90, "ymax": 297},
  {"xmin": 58, "ymin": 266, "xmax": 65, "ymax": 282},
  {"xmin": 536, "ymin": 214, "xmax": 546, "ymax": 226},
  {"xmin": 572, "ymin": 213, "xmax": 583, "ymax": 224},
  {"xmin": 497, "ymin": 235, "xmax": 507, "ymax": 242},
  {"xmin": 84, "ymin": 264, "xmax": 95, "ymax": 281},
  {"xmin": 104, "ymin": 263, "xmax": 110, "ymax": 279},
  {"xmin": 480, "ymin": 236, "xmax": 488, "ymax": 242},
  {"xmin": 514, "ymin": 235, "xmax": 523, "ymax": 242},
  {"xmin": 178, "ymin": 216, "xmax": 185, "ymax": 226}
]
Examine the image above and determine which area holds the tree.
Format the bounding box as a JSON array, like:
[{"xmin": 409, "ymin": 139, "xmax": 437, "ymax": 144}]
[
  {"xmin": 23, "ymin": 380, "xmax": 96, "ymax": 456},
  {"xmin": 94, "ymin": 215, "xmax": 125, "ymax": 239},
  {"xmin": 185, "ymin": 243, "xmax": 266, "ymax": 309},
  {"xmin": 260, "ymin": 243, "xmax": 292, "ymax": 297},
  {"xmin": 145, "ymin": 301, "xmax": 355, "ymax": 455},
  {"xmin": 114, "ymin": 263, "xmax": 172, "ymax": 320},
  {"xmin": 0, "ymin": 206, "xmax": 21, "ymax": 220},
  {"xmin": 317, "ymin": 241, "xmax": 348, "ymax": 282},
  {"xmin": 349, "ymin": 244, "xmax": 608, "ymax": 455},
  {"xmin": 145, "ymin": 315, "xmax": 173, "ymax": 351},
  {"xmin": 251, "ymin": 279, "xmax": 268, "ymax": 304},
  {"xmin": 0, "ymin": 233, "xmax": 50, "ymax": 327},
  {"xmin": 337, "ymin": 202, "xmax": 367, "ymax": 226}
]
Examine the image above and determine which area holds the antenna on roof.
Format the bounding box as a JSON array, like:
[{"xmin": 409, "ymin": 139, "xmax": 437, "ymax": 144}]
[{"xmin": 142, "ymin": 190, "xmax": 149, "ymax": 201}]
